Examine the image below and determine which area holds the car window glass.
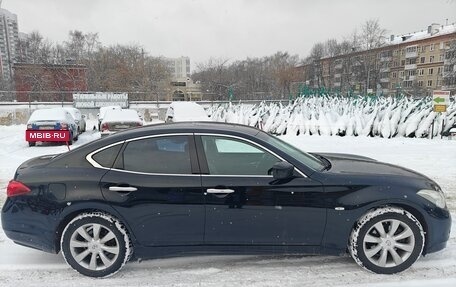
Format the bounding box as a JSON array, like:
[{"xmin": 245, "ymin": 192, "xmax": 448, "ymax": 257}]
[
  {"xmin": 257, "ymin": 130, "xmax": 325, "ymax": 171},
  {"xmin": 214, "ymin": 138, "xmax": 262, "ymax": 153},
  {"xmin": 121, "ymin": 136, "xmax": 191, "ymax": 174},
  {"xmin": 201, "ymin": 136, "xmax": 279, "ymax": 175},
  {"xmin": 92, "ymin": 144, "xmax": 123, "ymax": 168}
]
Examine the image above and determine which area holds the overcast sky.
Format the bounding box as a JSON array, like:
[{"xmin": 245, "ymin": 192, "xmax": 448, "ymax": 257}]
[{"xmin": 3, "ymin": 0, "xmax": 456, "ymax": 70}]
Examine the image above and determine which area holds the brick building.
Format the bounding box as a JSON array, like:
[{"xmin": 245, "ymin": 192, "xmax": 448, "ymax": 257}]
[
  {"xmin": 13, "ymin": 63, "xmax": 88, "ymax": 102},
  {"xmin": 297, "ymin": 23, "xmax": 456, "ymax": 96}
]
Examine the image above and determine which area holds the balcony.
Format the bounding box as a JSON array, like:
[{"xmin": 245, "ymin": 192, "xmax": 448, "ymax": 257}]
[
  {"xmin": 404, "ymin": 75, "xmax": 416, "ymax": 81},
  {"xmin": 404, "ymin": 64, "xmax": 417, "ymax": 70},
  {"xmin": 334, "ymin": 73, "xmax": 341, "ymax": 78},
  {"xmin": 380, "ymin": 67, "xmax": 390, "ymax": 73},
  {"xmin": 380, "ymin": 56, "xmax": 392, "ymax": 62},
  {"xmin": 405, "ymin": 51, "xmax": 418, "ymax": 58},
  {"xmin": 333, "ymin": 82, "xmax": 341, "ymax": 87},
  {"xmin": 334, "ymin": 63, "xmax": 342, "ymax": 69},
  {"xmin": 380, "ymin": 78, "xmax": 390, "ymax": 83}
]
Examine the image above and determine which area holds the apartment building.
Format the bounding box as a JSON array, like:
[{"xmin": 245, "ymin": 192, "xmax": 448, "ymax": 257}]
[
  {"xmin": 299, "ymin": 23, "xmax": 456, "ymax": 96},
  {"xmin": 165, "ymin": 56, "xmax": 191, "ymax": 80},
  {"xmin": 163, "ymin": 56, "xmax": 204, "ymax": 101},
  {"xmin": 0, "ymin": 7, "xmax": 19, "ymax": 82}
]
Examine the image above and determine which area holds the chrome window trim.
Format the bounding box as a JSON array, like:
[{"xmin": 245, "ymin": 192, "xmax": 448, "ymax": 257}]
[
  {"xmin": 124, "ymin": 133, "xmax": 194, "ymax": 143},
  {"xmin": 202, "ymin": 174, "xmax": 273, "ymax": 178},
  {"xmin": 86, "ymin": 141, "xmax": 125, "ymax": 168},
  {"xmin": 196, "ymin": 133, "xmax": 307, "ymax": 178},
  {"xmin": 86, "ymin": 132, "xmax": 307, "ymax": 178},
  {"xmin": 86, "ymin": 133, "xmax": 194, "ymax": 175},
  {"xmin": 107, "ymin": 168, "xmax": 201, "ymax": 177}
]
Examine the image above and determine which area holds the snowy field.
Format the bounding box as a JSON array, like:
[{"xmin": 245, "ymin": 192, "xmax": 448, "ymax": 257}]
[{"xmin": 0, "ymin": 122, "xmax": 455, "ymax": 286}]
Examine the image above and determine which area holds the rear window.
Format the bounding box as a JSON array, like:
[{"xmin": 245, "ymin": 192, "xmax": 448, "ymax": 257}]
[
  {"xmin": 118, "ymin": 136, "xmax": 192, "ymax": 174},
  {"xmin": 92, "ymin": 144, "xmax": 123, "ymax": 168}
]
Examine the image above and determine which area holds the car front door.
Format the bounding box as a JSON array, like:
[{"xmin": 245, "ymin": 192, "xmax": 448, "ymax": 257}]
[
  {"xmin": 99, "ymin": 134, "xmax": 205, "ymax": 246},
  {"xmin": 196, "ymin": 134, "xmax": 326, "ymax": 246}
]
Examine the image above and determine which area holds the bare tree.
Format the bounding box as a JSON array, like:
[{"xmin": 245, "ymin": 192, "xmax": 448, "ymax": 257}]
[
  {"xmin": 340, "ymin": 19, "xmax": 386, "ymax": 94},
  {"xmin": 16, "ymin": 31, "xmax": 54, "ymax": 64},
  {"xmin": 193, "ymin": 52, "xmax": 300, "ymax": 100},
  {"xmin": 359, "ymin": 19, "xmax": 387, "ymax": 51},
  {"xmin": 88, "ymin": 44, "xmax": 171, "ymax": 98},
  {"xmin": 64, "ymin": 30, "xmax": 86, "ymax": 63},
  {"xmin": 193, "ymin": 58, "xmax": 231, "ymax": 100},
  {"xmin": 306, "ymin": 42, "xmax": 325, "ymax": 88},
  {"xmin": 268, "ymin": 51, "xmax": 299, "ymax": 97}
]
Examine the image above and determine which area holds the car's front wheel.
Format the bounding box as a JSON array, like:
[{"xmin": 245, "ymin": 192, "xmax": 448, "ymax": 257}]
[
  {"xmin": 349, "ymin": 206, "xmax": 424, "ymax": 274},
  {"xmin": 61, "ymin": 212, "xmax": 132, "ymax": 278}
]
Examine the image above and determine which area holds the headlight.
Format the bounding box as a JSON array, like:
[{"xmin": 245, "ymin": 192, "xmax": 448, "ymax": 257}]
[{"xmin": 417, "ymin": 189, "xmax": 446, "ymax": 208}]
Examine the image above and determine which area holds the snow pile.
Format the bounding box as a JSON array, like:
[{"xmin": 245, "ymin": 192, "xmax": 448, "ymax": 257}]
[
  {"xmin": 27, "ymin": 108, "xmax": 71, "ymax": 123},
  {"xmin": 207, "ymin": 95, "xmax": 456, "ymax": 138},
  {"xmin": 167, "ymin": 102, "xmax": 210, "ymax": 122},
  {"xmin": 103, "ymin": 109, "xmax": 142, "ymax": 123}
]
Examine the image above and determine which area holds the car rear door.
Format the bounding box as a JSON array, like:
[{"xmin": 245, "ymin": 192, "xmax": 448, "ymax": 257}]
[
  {"xmin": 99, "ymin": 134, "xmax": 205, "ymax": 246},
  {"xmin": 196, "ymin": 134, "xmax": 326, "ymax": 246}
]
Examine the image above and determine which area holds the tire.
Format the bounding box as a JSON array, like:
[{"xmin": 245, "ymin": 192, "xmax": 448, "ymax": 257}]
[
  {"xmin": 349, "ymin": 206, "xmax": 424, "ymax": 274},
  {"xmin": 68, "ymin": 132, "xmax": 73, "ymax": 145},
  {"xmin": 61, "ymin": 212, "xmax": 132, "ymax": 278},
  {"xmin": 28, "ymin": 141, "xmax": 36, "ymax": 147}
]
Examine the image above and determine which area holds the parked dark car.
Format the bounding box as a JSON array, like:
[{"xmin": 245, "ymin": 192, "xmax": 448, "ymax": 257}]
[{"xmin": 2, "ymin": 122, "xmax": 451, "ymax": 277}]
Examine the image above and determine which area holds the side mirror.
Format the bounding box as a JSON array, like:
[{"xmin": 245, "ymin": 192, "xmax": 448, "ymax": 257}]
[{"xmin": 269, "ymin": 161, "xmax": 294, "ymax": 180}]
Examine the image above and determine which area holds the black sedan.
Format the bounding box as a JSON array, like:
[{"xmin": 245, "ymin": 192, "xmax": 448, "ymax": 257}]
[{"xmin": 1, "ymin": 122, "xmax": 451, "ymax": 277}]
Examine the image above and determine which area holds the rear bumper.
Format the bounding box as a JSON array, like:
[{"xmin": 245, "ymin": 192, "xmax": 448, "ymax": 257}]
[
  {"xmin": 1, "ymin": 200, "xmax": 58, "ymax": 254},
  {"xmin": 2, "ymin": 229, "xmax": 57, "ymax": 253}
]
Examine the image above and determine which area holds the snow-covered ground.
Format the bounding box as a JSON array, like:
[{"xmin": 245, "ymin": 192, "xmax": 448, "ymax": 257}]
[{"xmin": 0, "ymin": 122, "xmax": 455, "ymax": 286}]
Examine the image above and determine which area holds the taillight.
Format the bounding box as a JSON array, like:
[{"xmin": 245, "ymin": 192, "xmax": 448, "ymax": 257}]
[
  {"xmin": 101, "ymin": 123, "xmax": 109, "ymax": 131},
  {"xmin": 137, "ymin": 122, "xmax": 143, "ymax": 126},
  {"xmin": 60, "ymin": 122, "xmax": 68, "ymax": 130},
  {"xmin": 6, "ymin": 180, "xmax": 31, "ymax": 197}
]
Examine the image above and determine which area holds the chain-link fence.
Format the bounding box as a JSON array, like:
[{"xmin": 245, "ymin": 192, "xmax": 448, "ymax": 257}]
[{"xmin": 0, "ymin": 90, "xmax": 300, "ymax": 104}]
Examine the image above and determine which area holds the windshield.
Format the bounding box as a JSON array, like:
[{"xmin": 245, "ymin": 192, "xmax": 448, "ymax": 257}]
[{"xmin": 258, "ymin": 131, "xmax": 325, "ymax": 171}]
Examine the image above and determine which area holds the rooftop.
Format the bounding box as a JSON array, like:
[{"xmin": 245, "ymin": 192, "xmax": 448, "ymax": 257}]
[{"xmin": 387, "ymin": 22, "xmax": 456, "ymax": 45}]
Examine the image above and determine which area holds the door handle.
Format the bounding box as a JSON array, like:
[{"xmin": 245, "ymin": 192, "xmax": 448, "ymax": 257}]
[
  {"xmin": 109, "ymin": 186, "xmax": 137, "ymax": 192},
  {"xmin": 206, "ymin": 188, "xmax": 235, "ymax": 194}
]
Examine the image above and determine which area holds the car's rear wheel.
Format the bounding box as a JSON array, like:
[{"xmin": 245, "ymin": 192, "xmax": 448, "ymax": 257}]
[
  {"xmin": 61, "ymin": 212, "xmax": 132, "ymax": 278},
  {"xmin": 349, "ymin": 206, "xmax": 424, "ymax": 274},
  {"xmin": 28, "ymin": 141, "xmax": 36, "ymax": 147},
  {"xmin": 68, "ymin": 132, "xmax": 74, "ymax": 145}
]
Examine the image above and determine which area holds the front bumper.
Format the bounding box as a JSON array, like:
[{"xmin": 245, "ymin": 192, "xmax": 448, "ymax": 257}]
[{"xmin": 423, "ymin": 208, "xmax": 452, "ymax": 255}]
